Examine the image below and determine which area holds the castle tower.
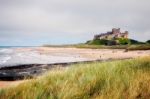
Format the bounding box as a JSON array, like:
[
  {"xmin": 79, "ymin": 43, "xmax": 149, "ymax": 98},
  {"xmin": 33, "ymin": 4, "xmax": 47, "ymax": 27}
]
[
  {"xmin": 112, "ymin": 28, "xmax": 120, "ymax": 34},
  {"xmin": 124, "ymin": 31, "xmax": 128, "ymax": 38}
]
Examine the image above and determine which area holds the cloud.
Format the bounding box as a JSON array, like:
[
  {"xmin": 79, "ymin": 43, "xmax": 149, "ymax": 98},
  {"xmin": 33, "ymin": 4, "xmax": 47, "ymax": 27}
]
[{"xmin": 0, "ymin": 0, "xmax": 150, "ymax": 45}]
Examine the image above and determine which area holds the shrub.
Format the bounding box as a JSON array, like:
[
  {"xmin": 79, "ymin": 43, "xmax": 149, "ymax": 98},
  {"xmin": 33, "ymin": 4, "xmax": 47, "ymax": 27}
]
[
  {"xmin": 85, "ymin": 40, "xmax": 91, "ymax": 44},
  {"xmin": 107, "ymin": 40, "xmax": 118, "ymax": 45},
  {"xmin": 130, "ymin": 39, "xmax": 145, "ymax": 44},
  {"xmin": 87, "ymin": 39, "xmax": 109, "ymax": 45},
  {"xmin": 86, "ymin": 38, "xmax": 147, "ymax": 46},
  {"xmin": 117, "ymin": 38, "xmax": 130, "ymax": 45},
  {"xmin": 146, "ymin": 40, "xmax": 150, "ymax": 44}
]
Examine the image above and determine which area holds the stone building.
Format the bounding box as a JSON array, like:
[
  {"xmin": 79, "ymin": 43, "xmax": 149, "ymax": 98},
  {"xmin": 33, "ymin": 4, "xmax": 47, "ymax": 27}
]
[{"xmin": 94, "ymin": 28, "xmax": 128, "ymax": 40}]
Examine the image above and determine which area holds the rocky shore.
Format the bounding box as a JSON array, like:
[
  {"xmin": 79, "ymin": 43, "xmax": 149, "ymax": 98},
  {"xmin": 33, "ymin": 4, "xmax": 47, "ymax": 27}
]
[{"xmin": 0, "ymin": 58, "xmax": 132, "ymax": 81}]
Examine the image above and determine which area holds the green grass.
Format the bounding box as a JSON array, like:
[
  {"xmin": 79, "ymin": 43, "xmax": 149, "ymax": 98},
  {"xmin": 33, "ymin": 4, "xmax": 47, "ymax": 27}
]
[
  {"xmin": 86, "ymin": 38, "xmax": 144, "ymax": 46},
  {"xmin": 74, "ymin": 44, "xmax": 128, "ymax": 49},
  {"xmin": 0, "ymin": 57, "xmax": 150, "ymax": 99}
]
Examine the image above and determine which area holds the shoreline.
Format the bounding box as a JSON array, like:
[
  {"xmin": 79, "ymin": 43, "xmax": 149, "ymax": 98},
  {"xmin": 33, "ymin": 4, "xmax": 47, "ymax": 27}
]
[{"xmin": 0, "ymin": 47, "xmax": 150, "ymax": 81}]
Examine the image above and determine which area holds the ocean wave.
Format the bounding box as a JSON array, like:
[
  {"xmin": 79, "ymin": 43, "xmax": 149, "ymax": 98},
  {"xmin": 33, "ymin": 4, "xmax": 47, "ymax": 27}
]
[
  {"xmin": 0, "ymin": 48, "xmax": 88, "ymax": 67},
  {"xmin": 0, "ymin": 49, "xmax": 13, "ymax": 54}
]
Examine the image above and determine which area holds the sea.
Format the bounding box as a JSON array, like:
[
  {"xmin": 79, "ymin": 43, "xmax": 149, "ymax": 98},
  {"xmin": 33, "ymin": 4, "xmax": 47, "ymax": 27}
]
[{"xmin": 0, "ymin": 46, "xmax": 35, "ymax": 67}]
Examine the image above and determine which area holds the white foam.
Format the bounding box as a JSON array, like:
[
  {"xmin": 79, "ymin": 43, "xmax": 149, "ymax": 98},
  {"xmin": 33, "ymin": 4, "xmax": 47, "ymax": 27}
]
[
  {"xmin": 0, "ymin": 56, "xmax": 11, "ymax": 64},
  {"xmin": 0, "ymin": 48, "xmax": 88, "ymax": 67},
  {"xmin": 0, "ymin": 49, "xmax": 13, "ymax": 54}
]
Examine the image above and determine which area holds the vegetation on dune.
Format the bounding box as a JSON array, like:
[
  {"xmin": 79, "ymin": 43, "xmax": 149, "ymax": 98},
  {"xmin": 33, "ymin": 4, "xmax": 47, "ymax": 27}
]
[
  {"xmin": 86, "ymin": 39, "xmax": 120, "ymax": 45},
  {"xmin": 147, "ymin": 40, "xmax": 150, "ymax": 44},
  {"xmin": 75, "ymin": 44, "xmax": 128, "ymax": 49},
  {"xmin": 0, "ymin": 57, "xmax": 150, "ymax": 99},
  {"xmin": 117, "ymin": 38, "xmax": 130, "ymax": 45},
  {"xmin": 76, "ymin": 38, "xmax": 150, "ymax": 50},
  {"xmin": 127, "ymin": 44, "xmax": 150, "ymax": 50},
  {"xmin": 129, "ymin": 39, "xmax": 144, "ymax": 44},
  {"xmin": 86, "ymin": 38, "xmax": 145, "ymax": 46},
  {"xmin": 75, "ymin": 43, "xmax": 150, "ymax": 50},
  {"xmin": 86, "ymin": 39, "xmax": 109, "ymax": 45}
]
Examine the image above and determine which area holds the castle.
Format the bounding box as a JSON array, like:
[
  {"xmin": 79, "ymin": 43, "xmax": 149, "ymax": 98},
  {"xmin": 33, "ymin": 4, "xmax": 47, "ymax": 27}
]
[{"xmin": 94, "ymin": 28, "xmax": 128, "ymax": 40}]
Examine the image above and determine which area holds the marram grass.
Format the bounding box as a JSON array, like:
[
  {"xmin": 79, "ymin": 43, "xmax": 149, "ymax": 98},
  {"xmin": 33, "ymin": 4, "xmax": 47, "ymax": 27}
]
[{"xmin": 0, "ymin": 57, "xmax": 150, "ymax": 99}]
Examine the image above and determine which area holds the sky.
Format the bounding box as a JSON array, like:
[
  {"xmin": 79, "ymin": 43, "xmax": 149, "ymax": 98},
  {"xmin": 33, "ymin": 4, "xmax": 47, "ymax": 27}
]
[{"xmin": 0, "ymin": 0, "xmax": 150, "ymax": 46}]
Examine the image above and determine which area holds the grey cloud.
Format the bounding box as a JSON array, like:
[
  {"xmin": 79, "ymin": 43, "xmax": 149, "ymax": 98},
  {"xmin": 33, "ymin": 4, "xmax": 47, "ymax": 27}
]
[{"xmin": 0, "ymin": 0, "xmax": 150, "ymax": 45}]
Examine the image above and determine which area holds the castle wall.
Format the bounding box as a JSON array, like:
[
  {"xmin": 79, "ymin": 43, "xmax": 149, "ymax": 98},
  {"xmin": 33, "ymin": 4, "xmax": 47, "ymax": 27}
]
[{"xmin": 94, "ymin": 28, "xmax": 129, "ymax": 40}]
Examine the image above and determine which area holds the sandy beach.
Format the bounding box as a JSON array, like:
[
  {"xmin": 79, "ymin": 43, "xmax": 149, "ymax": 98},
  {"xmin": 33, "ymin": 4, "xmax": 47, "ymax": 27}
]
[
  {"xmin": 0, "ymin": 47, "xmax": 150, "ymax": 88},
  {"xmin": 38, "ymin": 47, "xmax": 150, "ymax": 60}
]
